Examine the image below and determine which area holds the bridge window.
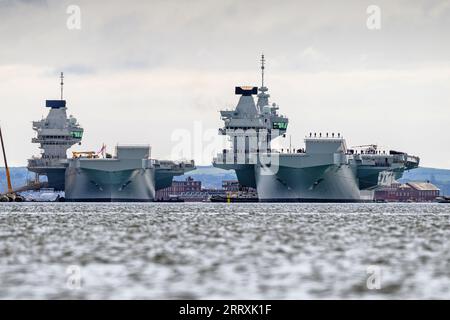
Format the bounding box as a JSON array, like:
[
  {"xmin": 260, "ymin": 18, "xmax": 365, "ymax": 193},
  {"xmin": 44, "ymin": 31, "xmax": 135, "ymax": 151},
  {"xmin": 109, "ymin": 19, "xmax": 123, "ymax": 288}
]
[
  {"xmin": 71, "ymin": 131, "xmax": 83, "ymax": 139},
  {"xmin": 273, "ymin": 122, "xmax": 287, "ymax": 130}
]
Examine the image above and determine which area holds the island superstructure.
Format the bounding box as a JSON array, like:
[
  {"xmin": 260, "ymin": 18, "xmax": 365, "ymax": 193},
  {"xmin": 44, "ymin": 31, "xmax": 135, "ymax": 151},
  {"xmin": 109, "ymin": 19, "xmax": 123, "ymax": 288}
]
[
  {"xmin": 27, "ymin": 73, "xmax": 84, "ymax": 190},
  {"xmin": 213, "ymin": 56, "xmax": 420, "ymax": 202}
]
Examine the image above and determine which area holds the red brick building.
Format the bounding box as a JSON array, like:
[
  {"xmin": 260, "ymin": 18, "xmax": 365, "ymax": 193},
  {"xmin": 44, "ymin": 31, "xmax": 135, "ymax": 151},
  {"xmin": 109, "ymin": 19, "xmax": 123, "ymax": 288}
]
[
  {"xmin": 375, "ymin": 182, "xmax": 440, "ymax": 202},
  {"xmin": 155, "ymin": 176, "xmax": 202, "ymax": 201},
  {"xmin": 155, "ymin": 178, "xmax": 257, "ymax": 202}
]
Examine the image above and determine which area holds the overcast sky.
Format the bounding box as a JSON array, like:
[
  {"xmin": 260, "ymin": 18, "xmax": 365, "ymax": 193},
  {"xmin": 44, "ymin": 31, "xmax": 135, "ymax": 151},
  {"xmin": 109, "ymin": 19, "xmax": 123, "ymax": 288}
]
[{"xmin": 0, "ymin": 0, "xmax": 449, "ymax": 168}]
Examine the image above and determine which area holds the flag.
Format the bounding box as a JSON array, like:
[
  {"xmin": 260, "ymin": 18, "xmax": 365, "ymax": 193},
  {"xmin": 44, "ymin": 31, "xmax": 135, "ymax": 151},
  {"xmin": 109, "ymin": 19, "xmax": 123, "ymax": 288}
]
[{"xmin": 97, "ymin": 144, "xmax": 106, "ymax": 157}]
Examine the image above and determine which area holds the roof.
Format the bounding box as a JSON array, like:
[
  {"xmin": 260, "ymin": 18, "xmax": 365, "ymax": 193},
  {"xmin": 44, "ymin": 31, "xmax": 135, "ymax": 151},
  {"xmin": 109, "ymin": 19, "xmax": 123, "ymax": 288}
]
[
  {"xmin": 46, "ymin": 100, "xmax": 66, "ymax": 108},
  {"xmin": 407, "ymin": 182, "xmax": 440, "ymax": 191}
]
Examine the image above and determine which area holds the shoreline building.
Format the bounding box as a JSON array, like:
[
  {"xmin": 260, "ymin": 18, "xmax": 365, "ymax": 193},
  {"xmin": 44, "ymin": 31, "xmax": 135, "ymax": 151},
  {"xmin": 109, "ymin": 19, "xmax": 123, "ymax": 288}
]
[
  {"xmin": 375, "ymin": 181, "xmax": 440, "ymax": 202},
  {"xmin": 155, "ymin": 177, "xmax": 258, "ymax": 202},
  {"xmin": 156, "ymin": 176, "xmax": 206, "ymax": 202}
]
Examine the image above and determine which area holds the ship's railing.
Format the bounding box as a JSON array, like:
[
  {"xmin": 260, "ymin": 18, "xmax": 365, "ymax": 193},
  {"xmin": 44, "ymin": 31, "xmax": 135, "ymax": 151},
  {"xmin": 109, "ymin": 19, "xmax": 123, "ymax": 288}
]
[
  {"xmin": 213, "ymin": 151, "xmax": 243, "ymax": 164},
  {"xmin": 353, "ymin": 152, "xmax": 418, "ymax": 167},
  {"xmin": 352, "ymin": 154, "xmax": 395, "ymax": 167},
  {"xmin": 33, "ymin": 135, "xmax": 79, "ymax": 141},
  {"xmin": 32, "ymin": 138, "xmax": 79, "ymax": 146},
  {"xmin": 213, "ymin": 148, "xmax": 305, "ymax": 161},
  {"xmin": 174, "ymin": 160, "xmax": 195, "ymax": 169},
  {"xmin": 153, "ymin": 159, "xmax": 195, "ymax": 169},
  {"xmin": 214, "ymin": 150, "xmax": 281, "ymax": 165}
]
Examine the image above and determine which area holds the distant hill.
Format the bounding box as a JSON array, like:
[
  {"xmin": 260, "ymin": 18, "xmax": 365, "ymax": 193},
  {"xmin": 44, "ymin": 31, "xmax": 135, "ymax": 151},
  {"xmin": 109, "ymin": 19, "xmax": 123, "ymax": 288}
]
[
  {"xmin": 2, "ymin": 166, "xmax": 450, "ymax": 195},
  {"xmin": 174, "ymin": 166, "xmax": 237, "ymax": 189},
  {"xmin": 0, "ymin": 167, "xmax": 30, "ymax": 192}
]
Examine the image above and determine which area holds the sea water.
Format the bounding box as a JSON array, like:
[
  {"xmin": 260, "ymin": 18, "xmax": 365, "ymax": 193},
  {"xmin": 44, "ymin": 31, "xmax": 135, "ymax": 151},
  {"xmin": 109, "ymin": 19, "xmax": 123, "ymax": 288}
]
[{"xmin": 0, "ymin": 203, "xmax": 449, "ymax": 299}]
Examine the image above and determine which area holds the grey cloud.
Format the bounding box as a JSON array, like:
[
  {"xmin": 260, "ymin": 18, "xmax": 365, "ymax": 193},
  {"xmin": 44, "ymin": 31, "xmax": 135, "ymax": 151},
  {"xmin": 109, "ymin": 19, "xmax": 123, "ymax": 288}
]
[
  {"xmin": 0, "ymin": 0, "xmax": 47, "ymax": 8},
  {"xmin": 0, "ymin": 0, "xmax": 448, "ymax": 73},
  {"xmin": 55, "ymin": 64, "xmax": 96, "ymax": 75},
  {"xmin": 1, "ymin": 0, "xmax": 450, "ymax": 167}
]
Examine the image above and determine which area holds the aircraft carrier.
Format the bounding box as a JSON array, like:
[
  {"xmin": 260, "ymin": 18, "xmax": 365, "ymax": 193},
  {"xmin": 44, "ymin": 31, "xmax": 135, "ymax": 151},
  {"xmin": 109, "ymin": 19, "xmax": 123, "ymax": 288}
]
[
  {"xmin": 65, "ymin": 145, "xmax": 195, "ymax": 202},
  {"xmin": 213, "ymin": 56, "xmax": 420, "ymax": 202},
  {"xmin": 27, "ymin": 73, "xmax": 195, "ymax": 201}
]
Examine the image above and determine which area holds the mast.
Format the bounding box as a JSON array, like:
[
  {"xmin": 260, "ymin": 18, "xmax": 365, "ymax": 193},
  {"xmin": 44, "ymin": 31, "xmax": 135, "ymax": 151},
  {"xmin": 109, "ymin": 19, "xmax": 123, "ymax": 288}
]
[
  {"xmin": 261, "ymin": 53, "xmax": 265, "ymax": 88},
  {"xmin": 0, "ymin": 126, "xmax": 13, "ymax": 193},
  {"xmin": 60, "ymin": 72, "xmax": 64, "ymax": 100},
  {"xmin": 257, "ymin": 53, "xmax": 270, "ymax": 110}
]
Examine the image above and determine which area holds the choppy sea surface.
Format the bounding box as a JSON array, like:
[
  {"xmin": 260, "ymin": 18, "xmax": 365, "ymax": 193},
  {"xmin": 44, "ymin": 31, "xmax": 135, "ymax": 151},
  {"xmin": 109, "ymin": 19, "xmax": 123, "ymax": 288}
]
[{"xmin": 0, "ymin": 203, "xmax": 449, "ymax": 299}]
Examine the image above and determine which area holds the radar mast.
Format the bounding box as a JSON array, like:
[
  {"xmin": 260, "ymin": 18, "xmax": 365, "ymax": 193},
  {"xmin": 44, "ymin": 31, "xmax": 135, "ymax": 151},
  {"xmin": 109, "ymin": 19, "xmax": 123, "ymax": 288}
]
[
  {"xmin": 257, "ymin": 53, "xmax": 270, "ymax": 110},
  {"xmin": 60, "ymin": 72, "xmax": 64, "ymax": 100}
]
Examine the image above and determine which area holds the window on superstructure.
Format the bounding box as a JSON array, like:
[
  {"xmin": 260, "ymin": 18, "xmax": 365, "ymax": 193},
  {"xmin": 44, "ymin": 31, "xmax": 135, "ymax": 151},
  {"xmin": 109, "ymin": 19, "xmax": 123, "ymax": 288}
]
[{"xmin": 71, "ymin": 131, "xmax": 83, "ymax": 139}]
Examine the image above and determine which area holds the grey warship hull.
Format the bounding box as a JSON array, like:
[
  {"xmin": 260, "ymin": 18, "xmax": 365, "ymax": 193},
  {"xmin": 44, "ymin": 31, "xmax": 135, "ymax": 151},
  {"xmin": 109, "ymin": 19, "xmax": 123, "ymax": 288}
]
[
  {"xmin": 216, "ymin": 151, "xmax": 417, "ymax": 202},
  {"xmin": 65, "ymin": 146, "xmax": 194, "ymax": 202},
  {"xmin": 65, "ymin": 167, "xmax": 156, "ymax": 202},
  {"xmin": 254, "ymin": 161, "xmax": 362, "ymax": 202}
]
